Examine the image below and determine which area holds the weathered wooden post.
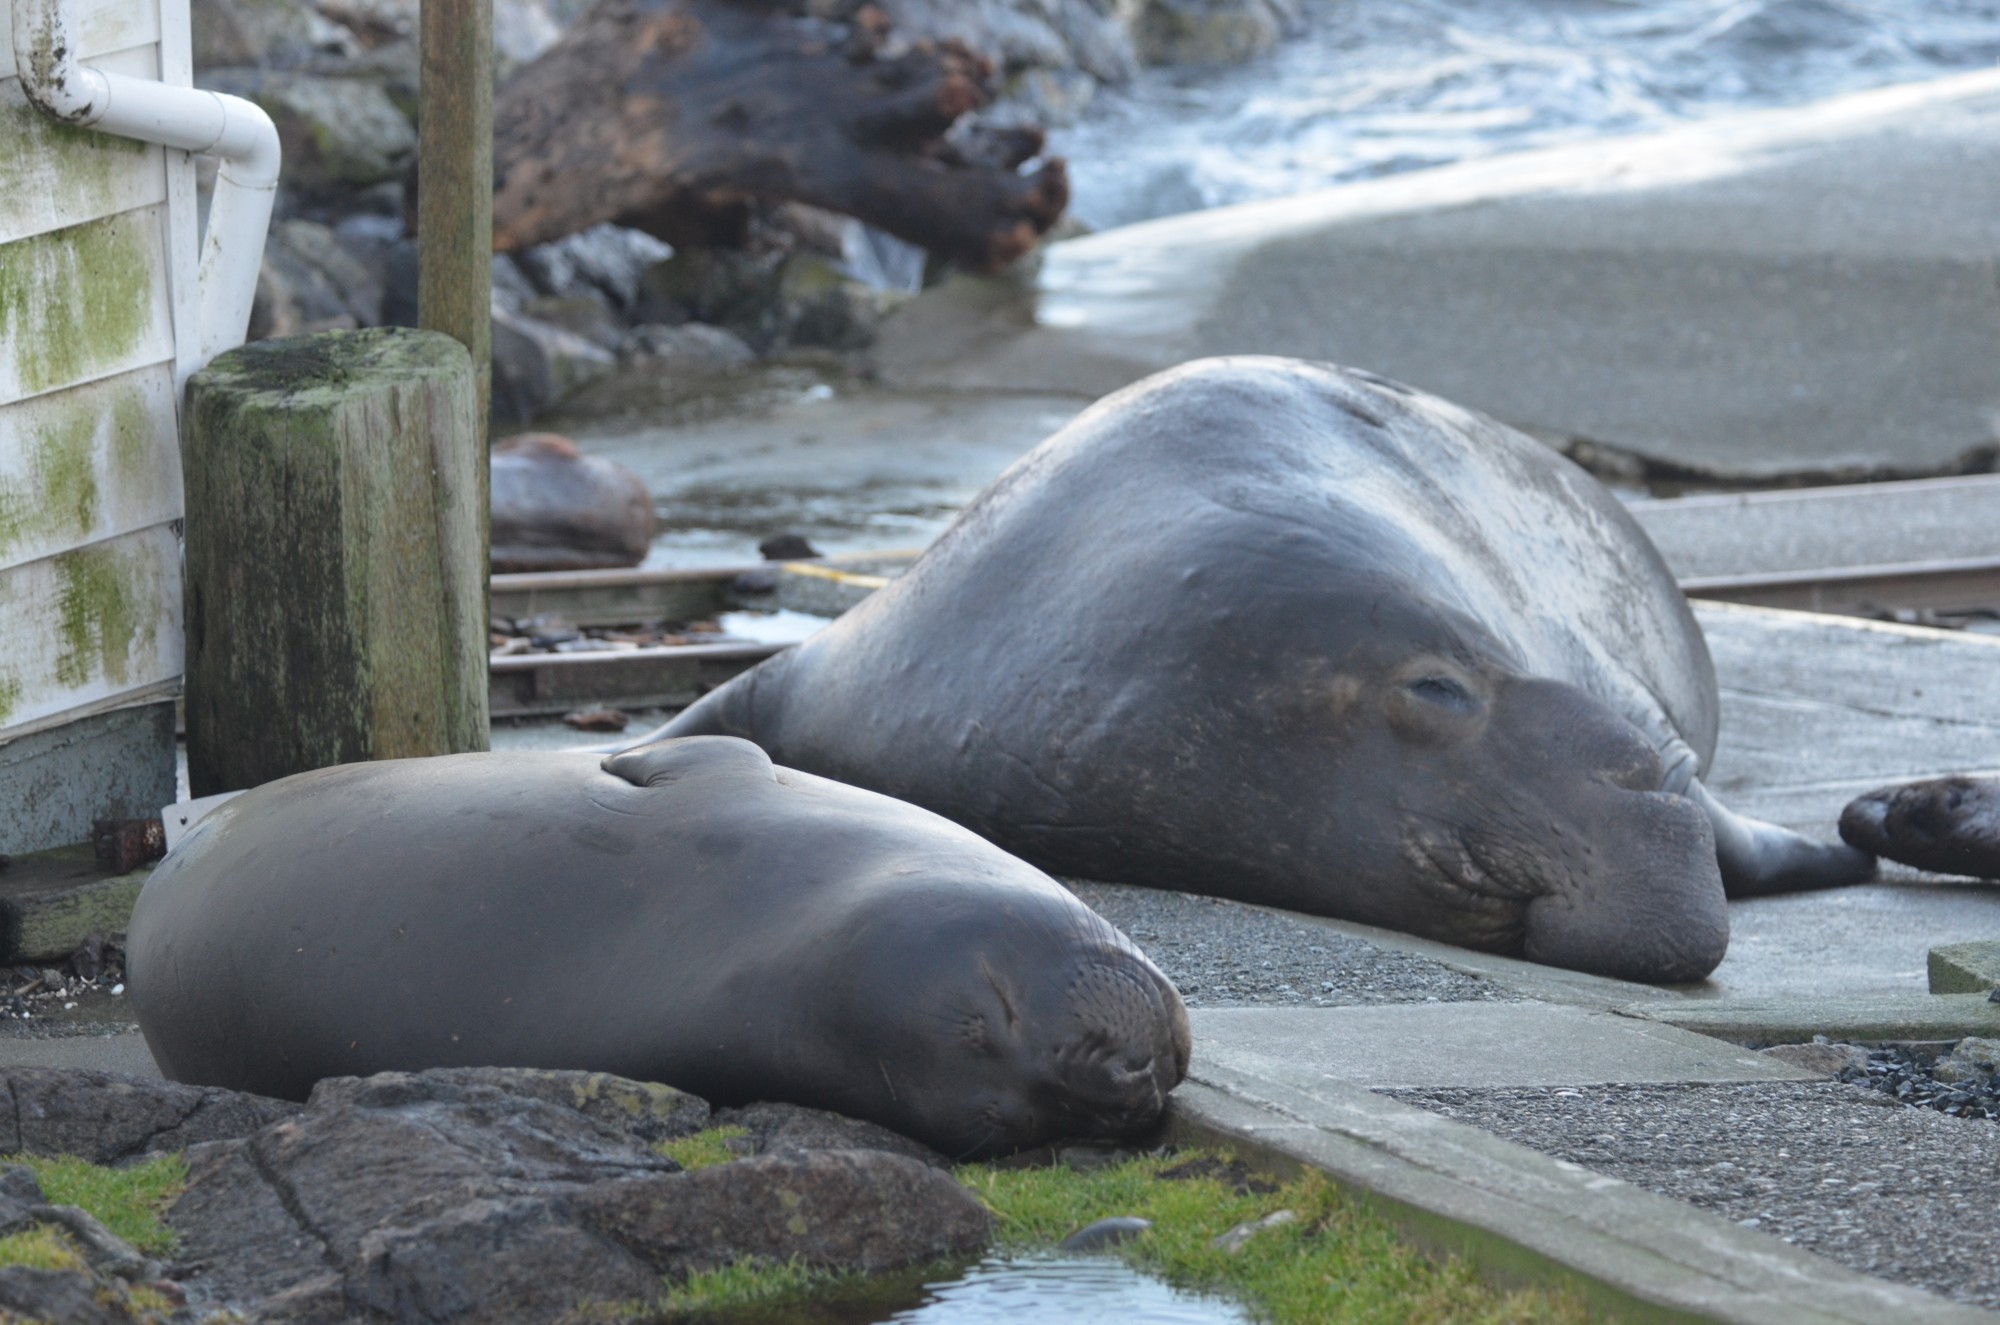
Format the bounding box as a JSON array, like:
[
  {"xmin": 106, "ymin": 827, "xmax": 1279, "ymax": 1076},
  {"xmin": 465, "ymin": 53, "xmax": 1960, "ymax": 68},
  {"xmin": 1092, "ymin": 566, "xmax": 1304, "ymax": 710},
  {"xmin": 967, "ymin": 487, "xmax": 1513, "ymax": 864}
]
[
  {"xmin": 418, "ymin": 0, "xmax": 494, "ymax": 439},
  {"xmin": 179, "ymin": 328, "xmax": 489, "ymax": 795}
]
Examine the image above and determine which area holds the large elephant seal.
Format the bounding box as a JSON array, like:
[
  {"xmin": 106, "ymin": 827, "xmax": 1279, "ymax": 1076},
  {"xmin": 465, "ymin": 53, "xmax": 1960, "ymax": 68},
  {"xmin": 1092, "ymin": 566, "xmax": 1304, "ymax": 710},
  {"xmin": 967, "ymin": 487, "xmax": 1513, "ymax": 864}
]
[
  {"xmin": 652, "ymin": 357, "xmax": 1872, "ymax": 983},
  {"xmin": 490, "ymin": 432, "xmax": 656, "ymax": 573},
  {"xmin": 127, "ymin": 737, "xmax": 1189, "ymax": 1158},
  {"xmin": 1842, "ymin": 775, "xmax": 2000, "ymax": 879}
]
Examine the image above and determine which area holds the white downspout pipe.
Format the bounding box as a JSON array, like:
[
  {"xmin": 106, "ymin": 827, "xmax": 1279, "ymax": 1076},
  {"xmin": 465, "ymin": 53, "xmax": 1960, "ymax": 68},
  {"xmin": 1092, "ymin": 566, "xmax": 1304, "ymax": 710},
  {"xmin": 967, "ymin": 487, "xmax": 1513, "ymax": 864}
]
[{"xmin": 14, "ymin": 0, "xmax": 280, "ymax": 378}]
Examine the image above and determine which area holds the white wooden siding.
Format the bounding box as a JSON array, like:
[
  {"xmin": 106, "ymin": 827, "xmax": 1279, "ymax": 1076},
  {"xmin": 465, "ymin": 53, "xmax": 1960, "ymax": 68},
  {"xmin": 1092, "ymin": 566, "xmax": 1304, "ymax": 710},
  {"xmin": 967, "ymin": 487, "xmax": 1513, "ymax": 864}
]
[
  {"xmin": 0, "ymin": 0, "xmax": 193, "ymax": 747},
  {"xmin": 0, "ymin": 524, "xmax": 183, "ymax": 735}
]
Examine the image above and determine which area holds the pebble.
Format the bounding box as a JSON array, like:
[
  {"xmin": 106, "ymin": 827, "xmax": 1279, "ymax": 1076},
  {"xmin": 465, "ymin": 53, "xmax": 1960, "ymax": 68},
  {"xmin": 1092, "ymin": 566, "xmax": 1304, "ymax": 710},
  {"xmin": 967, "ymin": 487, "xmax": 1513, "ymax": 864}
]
[
  {"xmin": 1391, "ymin": 1080, "xmax": 2000, "ymax": 1308},
  {"xmin": 1064, "ymin": 880, "xmax": 1511, "ymax": 1007},
  {"xmin": 1842, "ymin": 1046, "xmax": 2000, "ymax": 1121}
]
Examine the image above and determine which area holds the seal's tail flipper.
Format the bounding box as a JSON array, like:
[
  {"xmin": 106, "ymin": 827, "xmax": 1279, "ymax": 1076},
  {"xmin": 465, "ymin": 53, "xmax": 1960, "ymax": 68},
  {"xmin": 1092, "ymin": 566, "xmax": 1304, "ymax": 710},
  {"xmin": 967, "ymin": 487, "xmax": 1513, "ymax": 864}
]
[
  {"xmin": 1839, "ymin": 775, "xmax": 2000, "ymax": 880},
  {"xmin": 1688, "ymin": 779, "xmax": 1877, "ymax": 897}
]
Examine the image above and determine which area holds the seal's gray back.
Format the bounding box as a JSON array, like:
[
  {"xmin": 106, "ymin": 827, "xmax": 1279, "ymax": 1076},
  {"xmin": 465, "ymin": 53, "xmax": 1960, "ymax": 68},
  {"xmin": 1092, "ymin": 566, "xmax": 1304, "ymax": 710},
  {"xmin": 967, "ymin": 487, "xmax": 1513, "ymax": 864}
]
[{"xmin": 687, "ymin": 357, "xmax": 1716, "ymax": 776}]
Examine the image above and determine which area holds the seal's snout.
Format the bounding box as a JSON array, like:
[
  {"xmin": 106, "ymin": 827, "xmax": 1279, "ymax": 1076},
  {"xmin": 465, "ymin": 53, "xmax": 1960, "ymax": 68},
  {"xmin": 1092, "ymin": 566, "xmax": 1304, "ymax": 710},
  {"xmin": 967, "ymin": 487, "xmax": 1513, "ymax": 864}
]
[{"xmin": 1043, "ymin": 957, "xmax": 1190, "ymax": 1138}]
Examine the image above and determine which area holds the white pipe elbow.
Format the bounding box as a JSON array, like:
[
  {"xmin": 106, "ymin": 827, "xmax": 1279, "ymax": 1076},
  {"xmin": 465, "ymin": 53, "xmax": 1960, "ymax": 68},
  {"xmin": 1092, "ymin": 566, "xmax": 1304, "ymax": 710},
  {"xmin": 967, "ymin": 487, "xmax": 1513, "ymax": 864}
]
[{"xmin": 15, "ymin": 0, "xmax": 281, "ymax": 373}]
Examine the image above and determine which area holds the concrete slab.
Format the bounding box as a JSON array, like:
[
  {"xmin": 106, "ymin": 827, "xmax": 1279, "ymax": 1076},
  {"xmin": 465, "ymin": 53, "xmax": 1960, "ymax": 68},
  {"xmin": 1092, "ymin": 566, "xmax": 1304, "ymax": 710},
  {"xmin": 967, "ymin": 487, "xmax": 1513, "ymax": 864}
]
[
  {"xmin": 1931, "ymin": 942, "xmax": 2000, "ymax": 994},
  {"xmin": 1190, "ymin": 1004, "xmax": 1811, "ymax": 1091},
  {"xmin": 0, "ymin": 1030, "xmax": 158, "ymax": 1078},
  {"xmin": 1168, "ymin": 1070, "xmax": 1998, "ymax": 1324},
  {"xmin": 1628, "ymin": 993, "xmax": 2000, "ymax": 1045},
  {"xmin": 877, "ymin": 71, "xmax": 2000, "ymax": 479}
]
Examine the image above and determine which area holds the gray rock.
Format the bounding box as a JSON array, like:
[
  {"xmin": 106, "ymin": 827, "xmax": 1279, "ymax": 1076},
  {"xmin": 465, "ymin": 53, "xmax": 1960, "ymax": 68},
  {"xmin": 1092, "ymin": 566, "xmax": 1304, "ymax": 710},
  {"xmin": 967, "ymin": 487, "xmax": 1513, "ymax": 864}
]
[
  {"xmin": 167, "ymin": 1069, "xmax": 991, "ymax": 1321},
  {"xmin": 518, "ymin": 223, "xmax": 676, "ymax": 314},
  {"xmin": 617, "ymin": 322, "xmax": 757, "ymax": 371},
  {"xmin": 522, "ymin": 293, "xmax": 627, "ymax": 351},
  {"xmin": 713, "ymin": 1101, "xmax": 949, "ymax": 1168},
  {"xmin": 573, "ymin": 1148, "xmax": 993, "ymax": 1277},
  {"xmin": 491, "ymin": 306, "xmax": 617, "ymax": 424},
  {"xmin": 1124, "ymin": 0, "xmax": 1297, "ymax": 67},
  {"xmin": 29, "ymin": 1204, "xmax": 155, "ymax": 1281},
  {"xmin": 193, "ymin": 0, "xmax": 356, "ymax": 71},
  {"xmin": 1211, "ymin": 1208, "xmax": 1296, "ymax": 1253},
  {"xmin": 217, "ymin": 68, "xmax": 417, "ymax": 196},
  {"xmin": 0, "ymin": 1067, "xmax": 295, "ymax": 1165},
  {"xmin": 1757, "ymin": 1040, "xmax": 1873, "ymax": 1078},
  {"xmin": 1060, "ymin": 1214, "xmax": 1151, "ymax": 1250},
  {"xmin": 172, "ymin": 1068, "xmax": 677, "ymax": 1318},
  {"xmin": 391, "ymin": 1066, "xmax": 711, "ymax": 1144},
  {"xmin": 777, "ymin": 253, "xmax": 902, "ymax": 351},
  {"xmin": 1933, "ymin": 1036, "xmax": 2000, "ymax": 1084},
  {"xmin": 251, "ymin": 218, "xmax": 388, "ymax": 340},
  {"xmin": 0, "ymin": 1267, "xmax": 135, "ymax": 1325}
]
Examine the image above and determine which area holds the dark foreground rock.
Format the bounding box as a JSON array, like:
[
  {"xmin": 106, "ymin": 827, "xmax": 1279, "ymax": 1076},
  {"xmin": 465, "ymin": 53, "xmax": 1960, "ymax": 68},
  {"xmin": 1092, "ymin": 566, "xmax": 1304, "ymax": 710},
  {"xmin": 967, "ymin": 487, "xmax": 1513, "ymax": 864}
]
[
  {"xmin": 158, "ymin": 1067, "xmax": 989, "ymax": 1322},
  {"xmin": 0, "ymin": 1066, "xmax": 298, "ymax": 1165}
]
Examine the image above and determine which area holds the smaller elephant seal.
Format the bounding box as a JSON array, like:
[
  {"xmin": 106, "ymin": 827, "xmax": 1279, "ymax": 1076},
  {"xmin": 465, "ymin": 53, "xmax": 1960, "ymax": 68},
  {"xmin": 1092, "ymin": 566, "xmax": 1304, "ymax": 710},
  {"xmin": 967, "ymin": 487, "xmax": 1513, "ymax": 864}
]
[
  {"xmin": 127, "ymin": 737, "xmax": 1189, "ymax": 1159},
  {"xmin": 491, "ymin": 432, "xmax": 656, "ymax": 573},
  {"xmin": 1841, "ymin": 775, "xmax": 2000, "ymax": 879}
]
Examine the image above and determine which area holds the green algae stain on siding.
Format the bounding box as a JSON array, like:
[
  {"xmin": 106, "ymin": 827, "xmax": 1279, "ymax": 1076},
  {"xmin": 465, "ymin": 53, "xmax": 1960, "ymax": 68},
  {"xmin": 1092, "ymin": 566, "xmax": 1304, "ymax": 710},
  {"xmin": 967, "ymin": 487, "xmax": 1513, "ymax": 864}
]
[
  {"xmin": 109, "ymin": 382, "xmax": 156, "ymax": 485},
  {"xmin": 32, "ymin": 413, "xmax": 101, "ymax": 543},
  {"xmin": 0, "ymin": 673, "xmax": 20, "ymax": 726},
  {"xmin": 53, "ymin": 544, "xmax": 149, "ymax": 691},
  {"xmin": 0, "ymin": 214, "xmax": 157, "ymax": 398},
  {"xmin": 0, "ymin": 93, "xmax": 152, "ymax": 241}
]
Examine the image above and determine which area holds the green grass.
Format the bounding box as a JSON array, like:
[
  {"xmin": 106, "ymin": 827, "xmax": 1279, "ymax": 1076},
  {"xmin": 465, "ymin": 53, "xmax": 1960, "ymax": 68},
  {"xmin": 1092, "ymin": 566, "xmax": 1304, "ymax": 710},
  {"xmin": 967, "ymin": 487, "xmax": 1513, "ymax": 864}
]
[
  {"xmin": 961, "ymin": 1152, "xmax": 1595, "ymax": 1325},
  {"xmin": 613, "ymin": 1149, "xmax": 1598, "ymax": 1324},
  {"xmin": 0, "ymin": 1225, "xmax": 86, "ymax": 1272},
  {"xmin": 656, "ymin": 1126, "xmax": 750, "ymax": 1172},
  {"xmin": 7, "ymin": 1152, "xmax": 187, "ymax": 1257}
]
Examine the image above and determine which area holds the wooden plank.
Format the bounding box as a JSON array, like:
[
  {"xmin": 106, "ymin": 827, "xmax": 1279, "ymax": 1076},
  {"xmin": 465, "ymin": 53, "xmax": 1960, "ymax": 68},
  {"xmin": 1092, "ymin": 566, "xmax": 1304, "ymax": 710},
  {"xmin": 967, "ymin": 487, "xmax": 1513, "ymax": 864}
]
[
  {"xmin": 0, "ymin": 0, "xmax": 162, "ymax": 70},
  {"xmin": 1694, "ymin": 601, "xmax": 2000, "ymax": 834},
  {"xmin": 489, "ymin": 642, "xmax": 777, "ymax": 718},
  {"xmin": 1630, "ymin": 474, "xmax": 2000, "ymax": 581},
  {"xmin": 1684, "ymin": 556, "xmax": 2000, "ymax": 616},
  {"xmin": 0, "ymin": 47, "xmax": 167, "ymax": 246},
  {"xmin": 490, "ymin": 552, "xmax": 918, "ymax": 625},
  {"xmin": 0, "ymin": 204, "xmax": 176, "ymax": 403},
  {"xmin": 0, "ymin": 523, "xmax": 184, "ymax": 735},
  {"xmin": 0, "ymin": 363, "xmax": 182, "ymax": 574}
]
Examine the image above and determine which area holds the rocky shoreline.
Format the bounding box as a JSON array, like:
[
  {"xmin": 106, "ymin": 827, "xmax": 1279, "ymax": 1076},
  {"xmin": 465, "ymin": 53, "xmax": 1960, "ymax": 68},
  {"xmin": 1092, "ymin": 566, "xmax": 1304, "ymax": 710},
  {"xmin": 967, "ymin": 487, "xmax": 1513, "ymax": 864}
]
[
  {"xmin": 0, "ymin": 1065, "xmax": 989, "ymax": 1323},
  {"xmin": 204, "ymin": 0, "xmax": 1302, "ymax": 430}
]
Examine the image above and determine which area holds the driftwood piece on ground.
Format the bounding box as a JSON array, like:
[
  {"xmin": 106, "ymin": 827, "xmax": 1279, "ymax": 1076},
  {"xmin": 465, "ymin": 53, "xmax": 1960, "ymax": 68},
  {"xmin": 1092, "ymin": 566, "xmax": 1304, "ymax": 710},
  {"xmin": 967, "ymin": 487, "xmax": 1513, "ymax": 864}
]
[{"xmin": 488, "ymin": 0, "xmax": 1068, "ymax": 271}]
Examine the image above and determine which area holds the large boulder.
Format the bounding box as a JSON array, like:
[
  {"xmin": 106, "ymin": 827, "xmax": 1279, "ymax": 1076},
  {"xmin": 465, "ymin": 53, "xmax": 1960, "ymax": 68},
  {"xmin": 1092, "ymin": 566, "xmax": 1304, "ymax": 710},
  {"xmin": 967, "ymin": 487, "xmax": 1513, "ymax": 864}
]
[
  {"xmin": 163, "ymin": 1067, "xmax": 991, "ymax": 1322},
  {"xmin": 0, "ymin": 1067, "xmax": 295, "ymax": 1165}
]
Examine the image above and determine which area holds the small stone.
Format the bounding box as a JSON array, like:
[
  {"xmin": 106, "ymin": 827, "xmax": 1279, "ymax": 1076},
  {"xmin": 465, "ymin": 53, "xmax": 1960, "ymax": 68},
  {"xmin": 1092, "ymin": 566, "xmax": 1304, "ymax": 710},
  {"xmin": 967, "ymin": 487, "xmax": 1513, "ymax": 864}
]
[
  {"xmin": 1211, "ymin": 1208, "xmax": 1297, "ymax": 1254},
  {"xmin": 1060, "ymin": 1215, "xmax": 1151, "ymax": 1251},
  {"xmin": 1758, "ymin": 1042, "xmax": 1872, "ymax": 1078},
  {"xmin": 758, "ymin": 533, "xmax": 822, "ymax": 561},
  {"xmin": 563, "ymin": 708, "xmax": 630, "ymax": 733}
]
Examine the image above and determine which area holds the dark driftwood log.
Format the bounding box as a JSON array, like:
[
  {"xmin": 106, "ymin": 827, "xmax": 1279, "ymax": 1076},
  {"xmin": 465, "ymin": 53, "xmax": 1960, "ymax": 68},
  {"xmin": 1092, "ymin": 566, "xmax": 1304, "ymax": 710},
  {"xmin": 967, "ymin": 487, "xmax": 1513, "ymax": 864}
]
[{"xmin": 489, "ymin": 0, "xmax": 1068, "ymax": 271}]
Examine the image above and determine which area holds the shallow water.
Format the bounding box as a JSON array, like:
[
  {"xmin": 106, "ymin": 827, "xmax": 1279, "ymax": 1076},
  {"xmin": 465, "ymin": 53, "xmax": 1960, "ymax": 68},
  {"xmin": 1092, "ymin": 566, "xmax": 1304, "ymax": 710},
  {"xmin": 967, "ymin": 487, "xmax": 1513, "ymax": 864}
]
[
  {"xmin": 730, "ymin": 1254, "xmax": 1251, "ymax": 1325},
  {"xmin": 1054, "ymin": 0, "xmax": 2000, "ymax": 228}
]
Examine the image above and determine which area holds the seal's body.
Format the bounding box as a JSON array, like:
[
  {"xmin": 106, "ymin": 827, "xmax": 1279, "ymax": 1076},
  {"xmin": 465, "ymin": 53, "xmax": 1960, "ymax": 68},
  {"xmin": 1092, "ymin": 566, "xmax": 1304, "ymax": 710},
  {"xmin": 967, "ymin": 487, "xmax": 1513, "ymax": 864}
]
[
  {"xmin": 128, "ymin": 737, "xmax": 1188, "ymax": 1158},
  {"xmin": 658, "ymin": 358, "xmax": 1870, "ymax": 983}
]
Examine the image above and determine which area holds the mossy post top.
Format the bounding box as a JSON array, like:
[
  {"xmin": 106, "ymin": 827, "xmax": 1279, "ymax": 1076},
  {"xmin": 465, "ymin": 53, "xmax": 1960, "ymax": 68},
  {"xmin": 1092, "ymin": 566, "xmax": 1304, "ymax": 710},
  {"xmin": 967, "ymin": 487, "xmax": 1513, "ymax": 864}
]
[
  {"xmin": 180, "ymin": 321, "xmax": 488, "ymax": 794},
  {"xmin": 188, "ymin": 326, "xmax": 477, "ymax": 412}
]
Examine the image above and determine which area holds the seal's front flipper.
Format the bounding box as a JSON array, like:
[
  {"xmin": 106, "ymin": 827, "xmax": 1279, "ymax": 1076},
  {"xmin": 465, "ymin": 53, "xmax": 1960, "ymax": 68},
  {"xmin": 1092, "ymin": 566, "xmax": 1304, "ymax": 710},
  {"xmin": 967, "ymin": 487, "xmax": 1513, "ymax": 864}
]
[
  {"xmin": 602, "ymin": 735, "xmax": 776, "ymax": 788},
  {"xmin": 1839, "ymin": 775, "xmax": 2000, "ymax": 880},
  {"xmin": 1689, "ymin": 780, "xmax": 1876, "ymax": 897}
]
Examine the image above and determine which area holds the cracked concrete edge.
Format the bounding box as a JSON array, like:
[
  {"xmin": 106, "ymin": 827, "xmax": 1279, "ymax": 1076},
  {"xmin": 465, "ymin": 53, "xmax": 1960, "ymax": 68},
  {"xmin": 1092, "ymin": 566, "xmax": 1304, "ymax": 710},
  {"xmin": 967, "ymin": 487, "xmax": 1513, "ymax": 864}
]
[
  {"xmin": 1248, "ymin": 904, "xmax": 1680, "ymax": 1009},
  {"xmin": 1165, "ymin": 1066, "xmax": 2000, "ymax": 1325},
  {"xmin": 1619, "ymin": 994, "xmax": 2000, "ymax": 1045}
]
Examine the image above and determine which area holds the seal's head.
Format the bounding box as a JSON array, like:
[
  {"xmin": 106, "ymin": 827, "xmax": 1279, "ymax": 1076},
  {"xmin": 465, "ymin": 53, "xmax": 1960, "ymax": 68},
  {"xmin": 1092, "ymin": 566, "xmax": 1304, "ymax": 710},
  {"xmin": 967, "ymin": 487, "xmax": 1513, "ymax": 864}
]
[
  {"xmin": 804, "ymin": 876, "xmax": 1190, "ymax": 1160},
  {"xmin": 1270, "ymin": 591, "xmax": 1729, "ymax": 984}
]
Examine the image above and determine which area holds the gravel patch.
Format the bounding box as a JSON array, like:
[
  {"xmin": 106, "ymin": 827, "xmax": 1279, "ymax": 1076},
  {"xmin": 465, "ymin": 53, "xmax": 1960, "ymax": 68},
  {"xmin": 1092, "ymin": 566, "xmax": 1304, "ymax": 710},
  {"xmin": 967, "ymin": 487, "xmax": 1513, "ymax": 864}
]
[
  {"xmin": 1063, "ymin": 880, "xmax": 1513, "ymax": 1007},
  {"xmin": 1389, "ymin": 1080, "xmax": 2000, "ymax": 1309}
]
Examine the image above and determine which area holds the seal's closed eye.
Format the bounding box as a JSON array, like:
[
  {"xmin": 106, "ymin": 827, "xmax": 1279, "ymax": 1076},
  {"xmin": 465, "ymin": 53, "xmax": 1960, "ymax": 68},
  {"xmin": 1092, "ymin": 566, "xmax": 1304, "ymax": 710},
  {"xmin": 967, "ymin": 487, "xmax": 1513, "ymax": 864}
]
[
  {"xmin": 602, "ymin": 735, "xmax": 777, "ymax": 788},
  {"xmin": 1406, "ymin": 676, "xmax": 1476, "ymax": 710}
]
